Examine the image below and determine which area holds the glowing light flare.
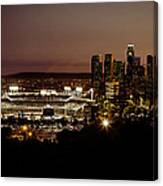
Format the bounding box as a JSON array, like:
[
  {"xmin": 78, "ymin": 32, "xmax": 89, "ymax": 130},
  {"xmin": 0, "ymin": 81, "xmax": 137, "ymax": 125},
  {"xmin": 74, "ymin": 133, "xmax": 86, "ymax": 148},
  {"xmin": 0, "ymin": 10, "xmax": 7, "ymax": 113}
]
[
  {"xmin": 102, "ymin": 119, "xmax": 109, "ymax": 127},
  {"xmin": 28, "ymin": 131, "xmax": 33, "ymax": 137},
  {"xmin": 22, "ymin": 125, "xmax": 28, "ymax": 131},
  {"xmin": 130, "ymin": 94, "xmax": 133, "ymax": 99},
  {"xmin": 100, "ymin": 118, "xmax": 112, "ymax": 132}
]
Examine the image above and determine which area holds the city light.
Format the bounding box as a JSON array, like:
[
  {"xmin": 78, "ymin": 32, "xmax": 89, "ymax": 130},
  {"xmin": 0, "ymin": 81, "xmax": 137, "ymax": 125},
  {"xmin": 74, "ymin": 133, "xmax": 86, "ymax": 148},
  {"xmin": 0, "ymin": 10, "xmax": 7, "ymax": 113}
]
[
  {"xmin": 128, "ymin": 43, "xmax": 135, "ymax": 47},
  {"xmin": 130, "ymin": 94, "xmax": 133, "ymax": 99},
  {"xmin": 22, "ymin": 125, "xmax": 28, "ymax": 131},
  {"xmin": 40, "ymin": 89, "xmax": 47, "ymax": 96},
  {"xmin": 18, "ymin": 135, "xmax": 24, "ymax": 141},
  {"xmin": 102, "ymin": 119, "xmax": 109, "ymax": 127},
  {"xmin": 28, "ymin": 131, "xmax": 33, "ymax": 137},
  {"xmin": 64, "ymin": 86, "xmax": 71, "ymax": 91},
  {"xmin": 9, "ymin": 85, "xmax": 19, "ymax": 92},
  {"xmin": 76, "ymin": 87, "xmax": 83, "ymax": 92}
]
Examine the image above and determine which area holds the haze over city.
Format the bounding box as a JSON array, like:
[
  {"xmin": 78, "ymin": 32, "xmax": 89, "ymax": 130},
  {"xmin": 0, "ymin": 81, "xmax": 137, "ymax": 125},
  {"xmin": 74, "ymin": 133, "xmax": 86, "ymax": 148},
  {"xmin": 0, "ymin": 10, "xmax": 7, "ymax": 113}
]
[{"xmin": 2, "ymin": 2, "xmax": 155, "ymax": 75}]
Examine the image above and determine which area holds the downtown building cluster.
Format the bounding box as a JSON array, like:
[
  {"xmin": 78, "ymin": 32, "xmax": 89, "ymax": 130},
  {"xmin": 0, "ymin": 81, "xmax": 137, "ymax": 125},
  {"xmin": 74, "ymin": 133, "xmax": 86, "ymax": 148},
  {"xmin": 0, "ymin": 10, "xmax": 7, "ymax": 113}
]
[{"xmin": 91, "ymin": 44, "xmax": 157, "ymax": 108}]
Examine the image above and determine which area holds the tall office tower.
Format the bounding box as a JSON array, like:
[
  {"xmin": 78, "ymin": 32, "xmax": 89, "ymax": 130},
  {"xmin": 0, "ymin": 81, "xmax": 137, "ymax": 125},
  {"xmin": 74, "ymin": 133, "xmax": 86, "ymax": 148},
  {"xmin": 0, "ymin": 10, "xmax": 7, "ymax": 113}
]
[
  {"xmin": 127, "ymin": 43, "xmax": 135, "ymax": 57},
  {"xmin": 104, "ymin": 54, "xmax": 120, "ymax": 101},
  {"xmin": 113, "ymin": 60, "xmax": 123, "ymax": 81},
  {"xmin": 126, "ymin": 44, "xmax": 135, "ymax": 85},
  {"xmin": 104, "ymin": 54, "xmax": 113, "ymax": 99},
  {"xmin": 113, "ymin": 60, "xmax": 126, "ymax": 103},
  {"xmin": 134, "ymin": 56, "xmax": 141, "ymax": 66},
  {"xmin": 146, "ymin": 55, "xmax": 155, "ymax": 103},
  {"xmin": 104, "ymin": 54, "xmax": 113, "ymax": 82},
  {"xmin": 121, "ymin": 62, "xmax": 125, "ymax": 80},
  {"xmin": 91, "ymin": 55, "xmax": 103, "ymax": 97},
  {"xmin": 147, "ymin": 55, "xmax": 154, "ymax": 79},
  {"xmin": 137, "ymin": 65, "xmax": 145, "ymax": 77}
]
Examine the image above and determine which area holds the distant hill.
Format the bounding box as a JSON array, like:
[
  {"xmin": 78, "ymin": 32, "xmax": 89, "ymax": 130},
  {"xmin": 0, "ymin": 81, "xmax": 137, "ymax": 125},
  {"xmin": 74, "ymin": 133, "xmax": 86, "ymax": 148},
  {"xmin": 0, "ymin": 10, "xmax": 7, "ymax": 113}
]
[{"xmin": 2, "ymin": 72, "xmax": 92, "ymax": 79}]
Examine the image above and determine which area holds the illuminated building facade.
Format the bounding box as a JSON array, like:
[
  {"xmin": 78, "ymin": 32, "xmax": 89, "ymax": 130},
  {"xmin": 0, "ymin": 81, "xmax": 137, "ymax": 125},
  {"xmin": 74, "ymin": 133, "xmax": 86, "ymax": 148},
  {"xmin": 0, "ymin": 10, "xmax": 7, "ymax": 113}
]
[{"xmin": 105, "ymin": 81, "xmax": 120, "ymax": 101}]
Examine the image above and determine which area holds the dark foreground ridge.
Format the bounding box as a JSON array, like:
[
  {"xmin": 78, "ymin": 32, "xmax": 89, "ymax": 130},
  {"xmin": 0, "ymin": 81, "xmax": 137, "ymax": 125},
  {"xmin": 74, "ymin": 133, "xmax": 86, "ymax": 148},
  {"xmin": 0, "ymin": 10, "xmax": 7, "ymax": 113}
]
[{"xmin": 1, "ymin": 121, "xmax": 157, "ymax": 180}]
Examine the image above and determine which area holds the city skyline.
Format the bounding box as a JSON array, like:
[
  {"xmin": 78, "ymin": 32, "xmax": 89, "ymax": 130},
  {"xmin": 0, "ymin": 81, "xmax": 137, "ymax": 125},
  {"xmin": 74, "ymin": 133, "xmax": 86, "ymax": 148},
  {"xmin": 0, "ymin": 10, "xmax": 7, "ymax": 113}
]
[
  {"xmin": 1, "ymin": 2, "xmax": 158, "ymax": 180},
  {"xmin": 2, "ymin": 2, "xmax": 155, "ymax": 75}
]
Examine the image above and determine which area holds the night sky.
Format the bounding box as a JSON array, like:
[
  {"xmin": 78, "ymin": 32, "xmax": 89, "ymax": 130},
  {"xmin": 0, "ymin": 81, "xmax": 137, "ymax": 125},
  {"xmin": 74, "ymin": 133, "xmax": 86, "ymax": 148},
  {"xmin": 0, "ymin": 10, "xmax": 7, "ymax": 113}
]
[{"xmin": 2, "ymin": 2, "xmax": 155, "ymax": 75}]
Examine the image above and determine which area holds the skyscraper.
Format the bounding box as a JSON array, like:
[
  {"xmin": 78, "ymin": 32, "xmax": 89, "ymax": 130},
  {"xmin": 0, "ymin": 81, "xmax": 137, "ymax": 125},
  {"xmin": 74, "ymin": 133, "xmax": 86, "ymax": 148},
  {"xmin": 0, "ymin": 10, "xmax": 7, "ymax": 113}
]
[
  {"xmin": 91, "ymin": 55, "xmax": 103, "ymax": 97},
  {"xmin": 104, "ymin": 54, "xmax": 113, "ymax": 82},
  {"xmin": 134, "ymin": 56, "xmax": 141, "ymax": 66},
  {"xmin": 126, "ymin": 44, "xmax": 135, "ymax": 85},
  {"xmin": 113, "ymin": 60, "xmax": 123, "ymax": 81},
  {"xmin": 146, "ymin": 55, "xmax": 154, "ymax": 102},
  {"xmin": 147, "ymin": 55, "xmax": 154, "ymax": 80},
  {"xmin": 104, "ymin": 54, "xmax": 121, "ymax": 101},
  {"xmin": 127, "ymin": 43, "xmax": 135, "ymax": 57}
]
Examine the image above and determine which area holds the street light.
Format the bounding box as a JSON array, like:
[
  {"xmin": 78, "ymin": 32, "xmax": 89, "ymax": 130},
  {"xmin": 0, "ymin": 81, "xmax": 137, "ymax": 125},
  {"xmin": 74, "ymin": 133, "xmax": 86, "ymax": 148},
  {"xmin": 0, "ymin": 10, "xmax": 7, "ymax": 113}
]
[
  {"xmin": 28, "ymin": 131, "xmax": 33, "ymax": 137},
  {"xmin": 22, "ymin": 125, "xmax": 28, "ymax": 131},
  {"xmin": 102, "ymin": 119, "xmax": 109, "ymax": 127}
]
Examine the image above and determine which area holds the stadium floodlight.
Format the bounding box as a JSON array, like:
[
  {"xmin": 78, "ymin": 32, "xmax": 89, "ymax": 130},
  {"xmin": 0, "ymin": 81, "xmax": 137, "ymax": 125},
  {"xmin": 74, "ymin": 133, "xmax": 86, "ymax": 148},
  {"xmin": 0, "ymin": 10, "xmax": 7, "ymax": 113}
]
[
  {"xmin": 64, "ymin": 86, "xmax": 71, "ymax": 91},
  {"xmin": 76, "ymin": 87, "xmax": 83, "ymax": 92},
  {"xmin": 9, "ymin": 85, "xmax": 19, "ymax": 92},
  {"xmin": 40, "ymin": 89, "xmax": 47, "ymax": 96}
]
